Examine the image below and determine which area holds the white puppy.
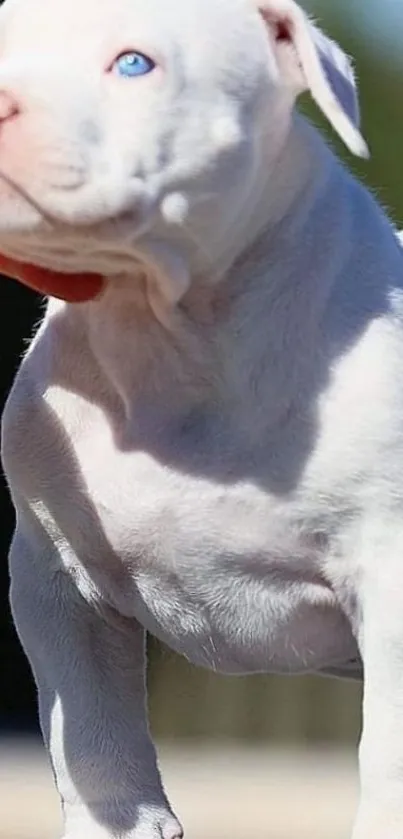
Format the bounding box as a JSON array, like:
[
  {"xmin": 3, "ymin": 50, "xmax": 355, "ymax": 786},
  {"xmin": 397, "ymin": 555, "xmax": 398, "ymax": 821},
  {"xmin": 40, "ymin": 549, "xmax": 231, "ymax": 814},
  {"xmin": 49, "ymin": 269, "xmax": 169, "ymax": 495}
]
[{"xmin": 1, "ymin": 0, "xmax": 402, "ymax": 836}]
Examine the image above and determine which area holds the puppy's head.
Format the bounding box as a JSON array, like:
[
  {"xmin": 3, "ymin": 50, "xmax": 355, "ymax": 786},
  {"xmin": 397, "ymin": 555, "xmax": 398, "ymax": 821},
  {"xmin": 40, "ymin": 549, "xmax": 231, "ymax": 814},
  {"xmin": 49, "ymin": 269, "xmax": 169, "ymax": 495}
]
[{"xmin": 0, "ymin": 0, "xmax": 367, "ymax": 304}]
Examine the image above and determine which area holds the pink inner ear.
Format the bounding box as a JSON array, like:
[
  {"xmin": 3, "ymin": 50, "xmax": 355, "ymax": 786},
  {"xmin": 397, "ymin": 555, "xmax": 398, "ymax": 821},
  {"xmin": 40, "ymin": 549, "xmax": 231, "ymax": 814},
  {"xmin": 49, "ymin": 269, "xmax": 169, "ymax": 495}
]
[{"xmin": 275, "ymin": 19, "xmax": 292, "ymax": 43}]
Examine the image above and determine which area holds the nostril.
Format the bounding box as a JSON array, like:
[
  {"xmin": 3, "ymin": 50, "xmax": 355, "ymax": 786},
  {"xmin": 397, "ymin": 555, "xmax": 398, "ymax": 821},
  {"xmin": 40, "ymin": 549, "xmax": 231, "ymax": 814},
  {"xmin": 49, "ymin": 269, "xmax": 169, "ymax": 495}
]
[{"xmin": 0, "ymin": 90, "xmax": 19, "ymax": 122}]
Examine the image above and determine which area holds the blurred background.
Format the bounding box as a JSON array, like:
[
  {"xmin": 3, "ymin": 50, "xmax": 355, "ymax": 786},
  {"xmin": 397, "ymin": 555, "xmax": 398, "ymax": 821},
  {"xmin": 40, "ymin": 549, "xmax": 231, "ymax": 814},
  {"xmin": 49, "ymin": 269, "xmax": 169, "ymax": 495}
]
[{"xmin": 0, "ymin": 1, "xmax": 402, "ymax": 837}]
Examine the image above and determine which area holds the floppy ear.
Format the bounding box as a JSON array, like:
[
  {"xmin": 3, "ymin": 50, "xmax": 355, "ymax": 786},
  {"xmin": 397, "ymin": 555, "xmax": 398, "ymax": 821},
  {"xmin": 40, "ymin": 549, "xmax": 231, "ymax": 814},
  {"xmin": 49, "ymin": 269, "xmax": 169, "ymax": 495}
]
[{"xmin": 256, "ymin": 0, "xmax": 369, "ymax": 158}]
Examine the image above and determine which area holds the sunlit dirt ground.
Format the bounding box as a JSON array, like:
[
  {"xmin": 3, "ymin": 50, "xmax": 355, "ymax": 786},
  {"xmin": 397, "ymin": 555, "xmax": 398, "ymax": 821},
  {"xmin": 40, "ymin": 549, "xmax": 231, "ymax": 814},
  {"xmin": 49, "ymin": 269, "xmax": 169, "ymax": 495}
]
[{"xmin": 0, "ymin": 741, "xmax": 359, "ymax": 839}]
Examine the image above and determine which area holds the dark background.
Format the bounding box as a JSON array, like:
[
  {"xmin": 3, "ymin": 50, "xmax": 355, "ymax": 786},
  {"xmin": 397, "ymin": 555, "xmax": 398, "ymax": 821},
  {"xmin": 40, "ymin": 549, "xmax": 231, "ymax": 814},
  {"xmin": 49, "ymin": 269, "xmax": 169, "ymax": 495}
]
[{"xmin": 0, "ymin": 282, "xmax": 40, "ymax": 731}]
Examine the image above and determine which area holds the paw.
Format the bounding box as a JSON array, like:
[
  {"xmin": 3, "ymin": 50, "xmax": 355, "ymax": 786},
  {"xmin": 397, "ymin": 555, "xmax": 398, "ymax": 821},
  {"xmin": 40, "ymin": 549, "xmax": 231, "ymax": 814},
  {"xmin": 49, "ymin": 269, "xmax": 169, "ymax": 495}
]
[
  {"xmin": 63, "ymin": 806, "xmax": 183, "ymax": 839},
  {"xmin": 128, "ymin": 808, "xmax": 183, "ymax": 839}
]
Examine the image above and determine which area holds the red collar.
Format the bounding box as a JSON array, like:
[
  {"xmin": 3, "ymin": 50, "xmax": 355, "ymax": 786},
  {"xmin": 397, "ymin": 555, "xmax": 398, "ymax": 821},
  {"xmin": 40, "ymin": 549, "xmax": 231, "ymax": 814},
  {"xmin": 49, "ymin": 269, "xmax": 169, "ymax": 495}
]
[{"xmin": 0, "ymin": 253, "xmax": 104, "ymax": 302}]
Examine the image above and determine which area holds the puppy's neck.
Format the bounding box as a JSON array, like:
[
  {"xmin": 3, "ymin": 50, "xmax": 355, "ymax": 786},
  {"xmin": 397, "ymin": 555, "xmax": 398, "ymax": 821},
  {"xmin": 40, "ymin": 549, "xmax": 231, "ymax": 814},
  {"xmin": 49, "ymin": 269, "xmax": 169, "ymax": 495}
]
[
  {"xmin": 50, "ymin": 116, "xmax": 338, "ymax": 429},
  {"xmin": 199, "ymin": 114, "xmax": 334, "ymax": 282}
]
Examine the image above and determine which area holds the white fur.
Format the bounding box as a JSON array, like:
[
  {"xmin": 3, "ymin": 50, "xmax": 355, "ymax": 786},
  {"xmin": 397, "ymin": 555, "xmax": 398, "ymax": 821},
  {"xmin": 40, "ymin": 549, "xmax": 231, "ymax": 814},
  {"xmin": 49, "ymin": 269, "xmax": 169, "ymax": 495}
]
[{"xmin": 1, "ymin": 0, "xmax": 403, "ymax": 836}]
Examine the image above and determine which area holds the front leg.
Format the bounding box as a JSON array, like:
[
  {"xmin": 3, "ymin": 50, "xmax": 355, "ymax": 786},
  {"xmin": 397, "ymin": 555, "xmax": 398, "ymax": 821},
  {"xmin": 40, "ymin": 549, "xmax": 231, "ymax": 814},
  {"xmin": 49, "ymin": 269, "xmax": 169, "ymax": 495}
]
[
  {"xmin": 353, "ymin": 538, "xmax": 403, "ymax": 838},
  {"xmin": 9, "ymin": 527, "xmax": 182, "ymax": 839}
]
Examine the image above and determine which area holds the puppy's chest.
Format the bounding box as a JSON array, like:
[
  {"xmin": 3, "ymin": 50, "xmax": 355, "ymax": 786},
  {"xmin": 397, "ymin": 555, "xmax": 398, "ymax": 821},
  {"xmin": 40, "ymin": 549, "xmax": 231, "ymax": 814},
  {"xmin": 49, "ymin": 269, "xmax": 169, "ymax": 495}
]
[
  {"xmin": 6, "ymin": 375, "xmax": 357, "ymax": 674},
  {"xmin": 76, "ymin": 423, "xmax": 297, "ymax": 570},
  {"xmin": 38, "ymin": 401, "xmax": 354, "ymax": 675}
]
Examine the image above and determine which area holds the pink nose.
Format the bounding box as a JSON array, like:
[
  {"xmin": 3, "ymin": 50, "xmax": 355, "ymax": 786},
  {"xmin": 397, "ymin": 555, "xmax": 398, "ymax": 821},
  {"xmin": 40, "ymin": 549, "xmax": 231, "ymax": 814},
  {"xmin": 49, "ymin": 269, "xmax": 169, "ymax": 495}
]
[{"xmin": 0, "ymin": 90, "xmax": 19, "ymax": 121}]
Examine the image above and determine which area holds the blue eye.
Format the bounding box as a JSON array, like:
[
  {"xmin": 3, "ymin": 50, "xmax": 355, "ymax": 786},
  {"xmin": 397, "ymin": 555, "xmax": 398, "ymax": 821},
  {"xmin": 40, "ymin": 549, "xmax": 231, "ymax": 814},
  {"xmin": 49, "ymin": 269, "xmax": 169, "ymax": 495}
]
[{"xmin": 112, "ymin": 51, "xmax": 155, "ymax": 78}]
